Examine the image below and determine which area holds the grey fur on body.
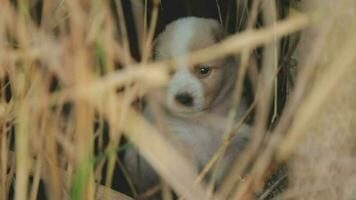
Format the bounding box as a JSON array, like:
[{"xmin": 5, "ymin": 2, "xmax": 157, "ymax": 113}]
[{"xmin": 124, "ymin": 17, "xmax": 252, "ymax": 194}]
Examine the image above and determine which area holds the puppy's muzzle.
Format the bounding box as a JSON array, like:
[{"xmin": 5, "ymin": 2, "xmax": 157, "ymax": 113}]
[{"xmin": 175, "ymin": 93, "xmax": 194, "ymax": 107}]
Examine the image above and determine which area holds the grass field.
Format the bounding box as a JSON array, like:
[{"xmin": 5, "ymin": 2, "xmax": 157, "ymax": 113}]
[{"xmin": 0, "ymin": 0, "xmax": 355, "ymax": 200}]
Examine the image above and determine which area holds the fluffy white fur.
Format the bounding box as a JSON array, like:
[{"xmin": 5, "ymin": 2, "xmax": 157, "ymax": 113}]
[
  {"xmin": 124, "ymin": 17, "xmax": 251, "ymax": 194},
  {"xmin": 167, "ymin": 69, "xmax": 205, "ymax": 112}
]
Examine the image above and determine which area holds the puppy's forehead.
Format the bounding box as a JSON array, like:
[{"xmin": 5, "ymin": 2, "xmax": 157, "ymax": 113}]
[{"xmin": 156, "ymin": 17, "xmax": 222, "ymax": 59}]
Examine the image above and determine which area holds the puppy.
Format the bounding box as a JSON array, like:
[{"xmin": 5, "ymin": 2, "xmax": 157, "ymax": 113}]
[{"xmin": 124, "ymin": 17, "xmax": 251, "ymax": 195}]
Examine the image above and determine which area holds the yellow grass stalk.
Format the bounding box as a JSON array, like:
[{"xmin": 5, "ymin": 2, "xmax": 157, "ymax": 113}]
[
  {"xmin": 277, "ymin": 30, "xmax": 356, "ymax": 160},
  {"xmin": 95, "ymin": 94, "xmax": 213, "ymax": 200}
]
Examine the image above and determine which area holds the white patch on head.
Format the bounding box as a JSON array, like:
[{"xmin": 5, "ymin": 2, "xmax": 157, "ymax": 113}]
[
  {"xmin": 170, "ymin": 19, "xmax": 195, "ymax": 55},
  {"xmin": 169, "ymin": 18, "xmax": 195, "ymax": 68},
  {"xmin": 167, "ymin": 69, "xmax": 204, "ymax": 112}
]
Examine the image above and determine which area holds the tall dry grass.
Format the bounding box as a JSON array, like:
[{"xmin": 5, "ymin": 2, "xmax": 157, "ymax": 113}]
[{"xmin": 0, "ymin": 0, "xmax": 355, "ymax": 200}]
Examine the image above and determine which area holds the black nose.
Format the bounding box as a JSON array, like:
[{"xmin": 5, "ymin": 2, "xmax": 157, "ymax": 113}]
[{"xmin": 175, "ymin": 93, "xmax": 194, "ymax": 107}]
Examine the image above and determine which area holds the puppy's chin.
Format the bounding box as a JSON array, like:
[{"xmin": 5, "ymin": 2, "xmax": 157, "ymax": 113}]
[
  {"xmin": 167, "ymin": 106, "xmax": 195, "ymax": 117},
  {"xmin": 165, "ymin": 101, "xmax": 206, "ymax": 118}
]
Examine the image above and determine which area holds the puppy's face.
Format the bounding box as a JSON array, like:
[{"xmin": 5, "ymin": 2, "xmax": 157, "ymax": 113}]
[{"xmin": 155, "ymin": 17, "xmax": 235, "ymax": 116}]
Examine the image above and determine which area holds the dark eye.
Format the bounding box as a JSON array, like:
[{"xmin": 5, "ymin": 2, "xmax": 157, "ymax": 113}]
[{"xmin": 195, "ymin": 65, "xmax": 212, "ymax": 77}]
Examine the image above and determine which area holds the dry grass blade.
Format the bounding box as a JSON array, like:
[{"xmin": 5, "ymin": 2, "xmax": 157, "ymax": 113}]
[
  {"xmin": 187, "ymin": 12, "xmax": 308, "ymax": 66},
  {"xmin": 96, "ymin": 95, "xmax": 214, "ymax": 200},
  {"xmin": 277, "ymin": 30, "xmax": 356, "ymax": 161},
  {"xmin": 115, "ymin": 0, "xmax": 133, "ymax": 64},
  {"xmin": 194, "ymin": 101, "xmax": 256, "ymax": 185},
  {"xmin": 232, "ymin": 1, "xmax": 279, "ymax": 198},
  {"xmin": 201, "ymin": 0, "xmax": 262, "ymax": 190},
  {"xmin": 224, "ymin": 2, "xmax": 355, "ymax": 200},
  {"xmin": 55, "ymin": 62, "xmax": 169, "ymax": 103},
  {"xmin": 6, "ymin": 151, "xmax": 133, "ymax": 200},
  {"xmin": 14, "ymin": 101, "xmax": 31, "ymax": 200},
  {"xmin": 236, "ymin": 6, "xmax": 345, "ymax": 195},
  {"xmin": 142, "ymin": 0, "xmax": 160, "ymax": 61},
  {"xmin": 218, "ymin": 1, "xmax": 280, "ymax": 198}
]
